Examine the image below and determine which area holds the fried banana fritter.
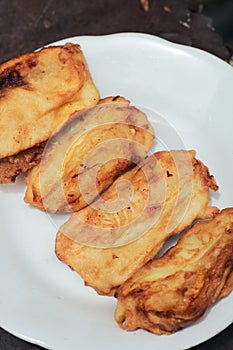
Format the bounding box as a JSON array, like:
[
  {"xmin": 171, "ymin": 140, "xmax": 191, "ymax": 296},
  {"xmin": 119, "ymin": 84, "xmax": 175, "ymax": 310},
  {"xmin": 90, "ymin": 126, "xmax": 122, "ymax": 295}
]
[
  {"xmin": 0, "ymin": 96, "xmax": 128, "ymax": 184},
  {"xmin": 0, "ymin": 43, "xmax": 99, "ymax": 183},
  {"xmin": 55, "ymin": 150, "xmax": 218, "ymax": 296},
  {"xmin": 115, "ymin": 208, "xmax": 233, "ymax": 335},
  {"xmin": 24, "ymin": 103, "xmax": 154, "ymax": 213}
]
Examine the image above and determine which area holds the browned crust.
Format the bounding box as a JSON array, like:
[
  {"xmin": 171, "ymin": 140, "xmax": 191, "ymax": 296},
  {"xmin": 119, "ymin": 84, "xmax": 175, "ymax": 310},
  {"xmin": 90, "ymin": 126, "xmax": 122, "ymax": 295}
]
[
  {"xmin": 0, "ymin": 42, "xmax": 100, "ymax": 160},
  {"xmin": 0, "ymin": 43, "xmax": 81, "ymax": 97},
  {"xmin": 55, "ymin": 150, "xmax": 219, "ymax": 296},
  {"xmin": 115, "ymin": 208, "xmax": 233, "ymax": 335},
  {"xmin": 192, "ymin": 156, "xmax": 218, "ymax": 192},
  {"xmin": 0, "ymin": 96, "xmax": 129, "ymax": 184},
  {"xmin": 0, "ymin": 142, "xmax": 46, "ymax": 183},
  {"xmin": 24, "ymin": 103, "xmax": 154, "ymax": 213},
  {"xmin": 99, "ymin": 96, "xmax": 130, "ymax": 104}
]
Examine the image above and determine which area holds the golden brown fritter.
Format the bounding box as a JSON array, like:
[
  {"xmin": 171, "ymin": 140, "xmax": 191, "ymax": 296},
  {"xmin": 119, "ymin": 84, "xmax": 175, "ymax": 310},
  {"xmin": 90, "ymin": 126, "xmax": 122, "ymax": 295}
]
[
  {"xmin": 0, "ymin": 95, "xmax": 127, "ymax": 184},
  {"xmin": 55, "ymin": 150, "xmax": 218, "ymax": 296},
  {"xmin": 24, "ymin": 103, "xmax": 154, "ymax": 213},
  {"xmin": 115, "ymin": 208, "xmax": 233, "ymax": 335},
  {"xmin": 0, "ymin": 43, "xmax": 99, "ymax": 182}
]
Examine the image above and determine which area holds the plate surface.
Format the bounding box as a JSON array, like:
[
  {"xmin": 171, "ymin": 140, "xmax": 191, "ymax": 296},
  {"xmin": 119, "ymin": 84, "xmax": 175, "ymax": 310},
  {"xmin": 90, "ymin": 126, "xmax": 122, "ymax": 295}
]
[{"xmin": 0, "ymin": 33, "xmax": 233, "ymax": 350}]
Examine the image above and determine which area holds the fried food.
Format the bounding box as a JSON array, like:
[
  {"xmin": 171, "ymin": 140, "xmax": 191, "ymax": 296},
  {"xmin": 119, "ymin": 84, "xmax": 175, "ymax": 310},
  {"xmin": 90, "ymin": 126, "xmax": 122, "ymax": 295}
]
[
  {"xmin": 24, "ymin": 102, "xmax": 154, "ymax": 213},
  {"xmin": 0, "ymin": 43, "xmax": 100, "ymax": 183},
  {"xmin": 0, "ymin": 142, "xmax": 46, "ymax": 183},
  {"xmin": 99, "ymin": 95, "xmax": 130, "ymax": 104},
  {"xmin": 55, "ymin": 150, "xmax": 218, "ymax": 296},
  {"xmin": 0, "ymin": 95, "xmax": 127, "ymax": 183},
  {"xmin": 115, "ymin": 208, "xmax": 233, "ymax": 335}
]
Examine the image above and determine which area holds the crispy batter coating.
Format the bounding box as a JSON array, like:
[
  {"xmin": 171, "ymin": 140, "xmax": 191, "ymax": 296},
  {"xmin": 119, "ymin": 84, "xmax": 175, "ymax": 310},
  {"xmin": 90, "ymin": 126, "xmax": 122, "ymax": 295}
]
[
  {"xmin": 0, "ymin": 141, "xmax": 46, "ymax": 183},
  {"xmin": 0, "ymin": 43, "xmax": 99, "ymax": 182},
  {"xmin": 115, "ymin": 208, "xmax": 233, "ymax": 335},
  {"xmin": 24, "ymin": 103, "xmax": 154, "ymax": 212},
  {"xmin": 55, "ymin": 150, "xmax": 218, "ymax": 296},
  {"xmin": 0, "ymin": 96, "xmax": 127, "ymax": 184},
  {"xmin": 99, "ymin": 96, "xmax": 130, "ymax": 104}
]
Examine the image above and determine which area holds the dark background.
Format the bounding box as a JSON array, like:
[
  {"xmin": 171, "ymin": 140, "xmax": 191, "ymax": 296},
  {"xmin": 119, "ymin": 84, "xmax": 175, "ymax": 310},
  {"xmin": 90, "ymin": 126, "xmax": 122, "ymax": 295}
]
[
  {"xmin": 0, "ymin": 0, "xmax": 232, "ymax": 349},
  {"xmin": 0, "ymin": 0, "xmax": 233, "ymax": 63},
  {"xmin": 201, "ymin": 0, "xmax": 233, "ymax": 51}
]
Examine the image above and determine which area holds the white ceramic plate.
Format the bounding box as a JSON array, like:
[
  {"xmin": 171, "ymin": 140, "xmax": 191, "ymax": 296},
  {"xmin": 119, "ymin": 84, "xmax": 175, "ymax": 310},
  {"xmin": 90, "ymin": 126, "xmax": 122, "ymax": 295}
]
[{"xmin": 0, "ymin": 33, "xmax": 232, "ymax": 350}]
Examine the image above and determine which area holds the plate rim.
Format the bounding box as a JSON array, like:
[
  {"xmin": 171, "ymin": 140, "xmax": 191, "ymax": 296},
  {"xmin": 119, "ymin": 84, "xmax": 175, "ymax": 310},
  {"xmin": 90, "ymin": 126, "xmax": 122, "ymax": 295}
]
[{"xmin": 49, "ymin": 32, "xmax": 233, "ymax": 70}]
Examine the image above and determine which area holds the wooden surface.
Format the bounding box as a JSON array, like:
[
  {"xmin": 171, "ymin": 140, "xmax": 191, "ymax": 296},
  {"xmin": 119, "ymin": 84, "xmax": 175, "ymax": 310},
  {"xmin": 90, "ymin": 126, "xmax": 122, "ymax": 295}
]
[{"xmin": 0, "ymin": 0, "xmax": 232, "ymax": 349}]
